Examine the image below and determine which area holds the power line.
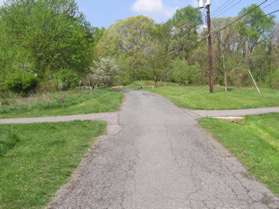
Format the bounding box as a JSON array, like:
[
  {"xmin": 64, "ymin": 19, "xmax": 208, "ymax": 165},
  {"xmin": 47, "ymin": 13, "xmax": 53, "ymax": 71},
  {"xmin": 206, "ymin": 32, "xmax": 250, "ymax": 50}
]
[
  {"xmin": 184, "ymin": 0, "xmax": 270, "ymax": 45},
  {"xmin": 262, "ymin": 0, "xmax": 279, "ymax": 17},
  {"xmin": 167, "ymin": 0, "xmax": 279, "ymax": 78},
  {"xmin": 211, "ymin": 0, "xmax": 268, "ymax": 37},
  {"xmin": 265, "ymin": 8, "xmax": 279, "ymax": 16},
  {"xmin": 175, "ymin": 0, "xmax": 247, "ymax": 35},
  {"xmin": 213, "ymin": 0, "xmax": 242, "ymax": 17},
  {"xmin": 212, "ymin": 0, "xmax": 235, "ymax": 15},
  {"xmin": 196, "ymin": 0, "xmax": 269, "ymax": 44},
  {"xmin": 171, "ymin": 0, "xmax": 267, "ymax": 51},
  {"xmin": 177, "ymin": 0, "xmax": 274, "ymax": 37},
  {"xmin": 262, "ymin": 0, "xmax": 278, "ymax": 9},
  {"xmin": 169, "ymin": 0, "xmax": 277, "ymax": 52}
]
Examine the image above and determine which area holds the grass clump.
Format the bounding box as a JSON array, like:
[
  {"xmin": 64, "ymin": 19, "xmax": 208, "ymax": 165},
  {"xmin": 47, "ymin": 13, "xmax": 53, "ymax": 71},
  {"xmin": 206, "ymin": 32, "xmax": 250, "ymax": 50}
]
[
  {"xmin": 0, "ymin": 130, "xmax": 20, "ymax": 156},
  {"xmin": 0, "ymin": 89, "xmax": 123, "ymax": 118}
]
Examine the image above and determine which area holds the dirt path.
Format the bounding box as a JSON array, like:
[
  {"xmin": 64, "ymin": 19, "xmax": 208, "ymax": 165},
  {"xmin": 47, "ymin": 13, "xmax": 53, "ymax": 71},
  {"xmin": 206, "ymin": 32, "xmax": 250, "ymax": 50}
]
[{"xmin": 45, "ymin": 91, "xmax": 279, "ymax": 209}]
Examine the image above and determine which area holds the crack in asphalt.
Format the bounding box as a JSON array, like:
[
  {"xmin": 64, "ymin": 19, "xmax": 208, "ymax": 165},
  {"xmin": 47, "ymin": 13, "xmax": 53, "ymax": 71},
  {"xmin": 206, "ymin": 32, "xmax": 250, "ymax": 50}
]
[{"xmin": 4, "ymin": 90, "xmax": 278, "ymax": 209}]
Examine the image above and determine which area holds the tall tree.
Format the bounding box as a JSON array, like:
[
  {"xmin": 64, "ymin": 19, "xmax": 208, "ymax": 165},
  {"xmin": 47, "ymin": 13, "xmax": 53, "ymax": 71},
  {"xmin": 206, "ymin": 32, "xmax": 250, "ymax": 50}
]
[
  {"xmin": 91, "ymin": 27, "xmax": 105, "ymax": 61},
  {"xmin": 0, "ymin": 0, "xmax": 93, "ymax": 79},
  {"xmin": 96, "ymin": 16, "xmax": 157, "ymax": 80},
  {"xmin": 213, "ymin": 17, "xmax": 243, "ymax": 87},
  {"xmin": 146, "ymin": 24, "xmax": 171, "ymax": 86},
  {"xmin": 237, "ymin": 5, "xmax": 274, "ymax": 67},
  {"xmin": 165, "ymin": 6, "xmax": 202, "ymax": 60}
]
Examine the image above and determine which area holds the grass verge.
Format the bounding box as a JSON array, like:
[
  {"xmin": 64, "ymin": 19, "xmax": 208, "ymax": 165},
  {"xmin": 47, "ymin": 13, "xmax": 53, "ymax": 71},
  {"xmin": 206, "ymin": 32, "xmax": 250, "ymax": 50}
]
[
  {"xmin": 200, "ymin": 113, "xmax": 279, "ymax": 195},
  {"xmin": 145, "ymin": 85, "xmax": 279, "ymax": 110},
  {"xmin": 0, "ymin": 89, "xmax": 123, "ymax": 118},
  {"xmin": 0, "ymin": 121, "xmax": 106, "ymax": 209}
]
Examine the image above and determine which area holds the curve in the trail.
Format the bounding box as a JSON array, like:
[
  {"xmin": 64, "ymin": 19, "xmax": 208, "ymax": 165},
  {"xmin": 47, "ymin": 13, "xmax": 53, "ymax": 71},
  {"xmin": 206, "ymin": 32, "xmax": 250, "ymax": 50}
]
[{"xmin": 47, "ymin": 91, "xmax": 279, "ymax": 209}]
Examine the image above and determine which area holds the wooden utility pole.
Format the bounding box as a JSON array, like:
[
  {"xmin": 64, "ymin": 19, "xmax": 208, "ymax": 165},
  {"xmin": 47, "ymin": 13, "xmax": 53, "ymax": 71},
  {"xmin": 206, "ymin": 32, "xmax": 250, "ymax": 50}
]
[{"xmin": 206, "ymin": 4, "xmax": 214, "ymax": 93}]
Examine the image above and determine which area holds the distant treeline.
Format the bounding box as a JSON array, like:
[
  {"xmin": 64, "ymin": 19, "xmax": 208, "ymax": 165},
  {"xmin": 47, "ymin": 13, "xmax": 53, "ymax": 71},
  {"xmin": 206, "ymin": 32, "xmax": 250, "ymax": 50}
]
[{"xmin": 0, "ymin": 0, "xmax": 278, "ymax": 95}]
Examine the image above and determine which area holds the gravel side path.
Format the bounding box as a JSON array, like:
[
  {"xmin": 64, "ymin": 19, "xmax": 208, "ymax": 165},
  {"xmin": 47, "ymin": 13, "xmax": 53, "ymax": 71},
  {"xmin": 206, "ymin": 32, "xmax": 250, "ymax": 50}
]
[
  {"xmin": 0, "ymin": 113, "xmax": 120, "ymax": 135},
  {"xmin": 191, "ymin": 107, "xmax": 279, "ymax": 118},
  {"xmin": 47, "ymin": 91, "xmax": 279, "ymax": 209}
]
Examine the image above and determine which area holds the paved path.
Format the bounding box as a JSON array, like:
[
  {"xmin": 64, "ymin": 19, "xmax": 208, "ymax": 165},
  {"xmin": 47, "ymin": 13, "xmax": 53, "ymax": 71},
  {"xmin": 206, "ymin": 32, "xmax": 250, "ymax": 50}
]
[
  {"xmin": 191, "ymin": 107, "xmax": 279, "ymax": 118},
  {"xmin": 46, "ymin": 91, "xmax": 279, "ymax": 209},
  {"xmin": 0, "ymin": 113, "xmax": 120, "ymax": 135}
]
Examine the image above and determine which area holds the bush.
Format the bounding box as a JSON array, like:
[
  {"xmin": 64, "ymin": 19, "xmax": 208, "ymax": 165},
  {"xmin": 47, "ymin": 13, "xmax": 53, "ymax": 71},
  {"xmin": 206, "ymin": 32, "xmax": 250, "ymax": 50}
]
[
  {"xmin": 6, "ymin": 70, "xmax": 38, "ymax": 95},
  {"xmin": 169, "ymin": 59, "xmax": 201, "ymax": 85},
  {"xmin": 88, "ymin": 57, "xmax": 119, "ymax": 87},
  {"xmin": 54, "ymin": 69, "xmax": 80, "ymax": 90},
  {"xmin": 0, "ymin": 83, "xmax": 7, "ymax": 99},
  {"xmin": 37, "ymin": 80, "xmax": 58, "ymax": 93},
  {"xmin": 229, "ymin": 67, "xmax": 250, "ymax": 87},
  {"xmin": 115, "ymin": 58, "xmax": 132, "ymax": 85},
  {"xmin": 270, "ymin": 69, "xmax": 279, "ymax": 89}
]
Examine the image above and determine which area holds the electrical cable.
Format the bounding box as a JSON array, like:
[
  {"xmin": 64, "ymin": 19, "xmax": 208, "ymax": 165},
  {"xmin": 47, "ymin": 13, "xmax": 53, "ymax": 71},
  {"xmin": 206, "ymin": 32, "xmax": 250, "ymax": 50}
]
[
  {"xmin": 213, "ymin": 0, "xmax": 243, "ymax": 17},
  {"xmin": 212, "ymin": 0, "xmax": 235, "ymax": 15}
]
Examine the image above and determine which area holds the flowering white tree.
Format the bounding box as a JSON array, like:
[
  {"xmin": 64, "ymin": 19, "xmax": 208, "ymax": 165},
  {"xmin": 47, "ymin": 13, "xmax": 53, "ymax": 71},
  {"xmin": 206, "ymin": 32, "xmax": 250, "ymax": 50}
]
[{"xmin": 88, "ymin": 57, "xmax": 119, "ymax": 88}]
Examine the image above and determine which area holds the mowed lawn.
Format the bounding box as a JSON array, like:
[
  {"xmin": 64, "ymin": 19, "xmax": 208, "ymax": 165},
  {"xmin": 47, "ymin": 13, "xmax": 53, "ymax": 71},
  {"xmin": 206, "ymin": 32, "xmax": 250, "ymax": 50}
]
[
  {"xmin": 0, "ymin": 89, "xmax": 123, "ymax": 118},
  {"xmin": 200, "ymin": 113, "xmax": 279, "ymax": 195},
  {"xmin": 0, "ymin": 121, "xmax": 106, "ymax": 209},
  {"xmin": 146, "ymin": 85, "xmax": 279, "ymax": 110}
]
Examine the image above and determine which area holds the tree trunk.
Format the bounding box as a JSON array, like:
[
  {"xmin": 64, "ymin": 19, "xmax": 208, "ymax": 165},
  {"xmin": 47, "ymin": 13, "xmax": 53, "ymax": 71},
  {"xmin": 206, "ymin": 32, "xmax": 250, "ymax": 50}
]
[
  {"xmin": 224, "ymin": 70, "xmax": 228, "ymax": 92},
  {"xmin": 222, "ymin": 55, "xmax": 228, "ymax": 92}
]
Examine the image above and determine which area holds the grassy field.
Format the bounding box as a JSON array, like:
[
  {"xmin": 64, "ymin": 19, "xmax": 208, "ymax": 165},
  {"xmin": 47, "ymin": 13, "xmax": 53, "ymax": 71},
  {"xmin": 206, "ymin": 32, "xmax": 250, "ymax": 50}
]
[
  {"xmin": 0, "ymin": 89, "xmax": 123, "ymax": 118},
  {"xmin": 200, "ymin": 114, "xmax": 279, "ymax": 195},
  {"xmin": 145, "ymin": 85, "xmax": 279, "ymax": 110},
  {"xmin": 0, "ymin": 121, "xmax": 106, "ymax": 209}
]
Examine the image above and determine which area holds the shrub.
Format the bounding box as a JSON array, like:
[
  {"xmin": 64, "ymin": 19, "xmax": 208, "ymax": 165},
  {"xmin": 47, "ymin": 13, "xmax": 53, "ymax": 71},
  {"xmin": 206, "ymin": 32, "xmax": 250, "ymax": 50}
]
[
  {"xmin": 88, "ymin": 57, "xmax": 119, "ymax": 87},
  {"xmin": 115, "ymin": 58, "xmax": 132, "ymax": 85},
  {"xmin": 270, "ymin": 69, "xmax": 279, "ymax": 89},
  {"xmin": 6, "ymin": 70, "xmax": 38, "ymax": 95},
  {"xmin": 0, "ymin": 83, "xmax": 7, "ymax": 100},
  {"xmin": 169, "ymin": 59, "xmax": 201, "ymax": 85},
  {"xmin": 229, "ymin": 67, "xmax": 250, "ymax": 87},
  {"xmin": 37, "ymin": 80, "xmax": 58, "ymax": 93},
  {"xmin": 54, "ymin": 69, "xmax": 80, "ymax": 90}
]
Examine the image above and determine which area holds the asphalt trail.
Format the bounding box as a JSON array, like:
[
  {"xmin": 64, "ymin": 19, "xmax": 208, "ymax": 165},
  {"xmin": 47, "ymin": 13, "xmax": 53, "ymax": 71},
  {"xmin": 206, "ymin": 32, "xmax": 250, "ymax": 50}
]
[{"xmin": 44, "ymin": 90, "xmax": 278, "ymax": 209}]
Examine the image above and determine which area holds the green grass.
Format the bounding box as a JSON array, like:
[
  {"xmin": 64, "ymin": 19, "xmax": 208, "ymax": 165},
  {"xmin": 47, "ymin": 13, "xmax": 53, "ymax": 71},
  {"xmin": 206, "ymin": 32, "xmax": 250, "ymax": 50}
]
[
  {"xmin": 0, "ymin": 130, "xmax": 20, "ymax": 156},
  {"xmin": 145, "ymin": 85, "xmax": 279, "ymax": 110},
  {"xmin": 0, "ymin": 121, "xmax": 106, "ymax": 209},
  {"xmin": 200, "ymin": 113, "xmax": 279, "ymax": 195},
  {"xmin": 0, "ymin": 89, "xmax": 123, "ymax": 118}
]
